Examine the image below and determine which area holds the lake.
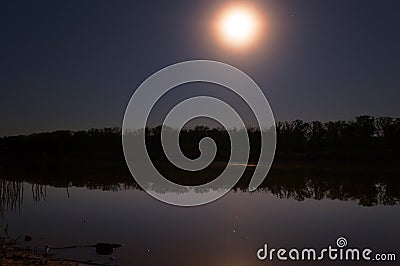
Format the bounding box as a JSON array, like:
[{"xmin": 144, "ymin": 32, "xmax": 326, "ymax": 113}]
[{"xmin": 1, "ymin": 166, "xmax": 399, "ymax": 265}]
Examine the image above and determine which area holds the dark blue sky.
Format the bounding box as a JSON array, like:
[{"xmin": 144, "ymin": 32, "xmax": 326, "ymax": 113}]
[{"xmin": 1, "ymin": 0, "xmax": 399, "ymax": 136}]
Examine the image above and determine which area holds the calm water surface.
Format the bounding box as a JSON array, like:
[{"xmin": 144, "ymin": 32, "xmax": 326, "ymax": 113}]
[{"xmin": 1, "ymin": 177, "xmax": 399, "ymax": 266}]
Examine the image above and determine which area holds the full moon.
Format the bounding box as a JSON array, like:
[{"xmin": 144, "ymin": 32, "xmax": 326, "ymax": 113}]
[{"xmin": 217, "ymin": 5, "xmax": 260, "ymax": 48}]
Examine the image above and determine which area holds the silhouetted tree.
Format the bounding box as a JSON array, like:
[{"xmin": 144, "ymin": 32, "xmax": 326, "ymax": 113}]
[{"xmin": 0, "ymin": 116, "xmax": 399, "ymax": 161}]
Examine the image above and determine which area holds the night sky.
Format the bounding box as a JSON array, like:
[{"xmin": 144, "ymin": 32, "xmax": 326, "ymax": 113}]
[{"xmin": 1, "ymin": 0, "xmax": 399, "ymax": 136}]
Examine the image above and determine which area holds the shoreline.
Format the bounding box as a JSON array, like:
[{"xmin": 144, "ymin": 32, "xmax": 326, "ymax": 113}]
[{"xmin": 0, "ymin": 237, "xmax": 106, "ymax": 266}]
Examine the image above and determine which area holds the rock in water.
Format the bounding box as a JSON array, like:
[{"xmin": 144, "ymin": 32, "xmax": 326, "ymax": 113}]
[{"xmin": 95, "ymin": 243, "xmax": 122, "ymax": 255}]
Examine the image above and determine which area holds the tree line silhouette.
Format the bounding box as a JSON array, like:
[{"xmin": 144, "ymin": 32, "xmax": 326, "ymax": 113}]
[
  {"xmin": 277, "ymin": 115, "xmax": 400, "ymax": 151},
  {"xmin": 1, "ymin": 115, "xmax": 399, "ymax": 208},
  {"xmin": 0, "ymin": 115, "xmax": 399, "ymax": 161}
]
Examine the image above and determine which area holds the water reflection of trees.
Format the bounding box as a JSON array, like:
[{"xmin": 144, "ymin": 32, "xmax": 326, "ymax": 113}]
[
  {"xmin": 0, "ymin": 179, "xmax": 23, "ymax": 215},
  {"xmin": 0, "ymin": 179, "xmax": 47, "ymax": 215},
  {"xmin": 255, "ymin": 175, "xmax": 400, "ymax": 207},
  {"xmin": 31, "ymin": 183, "xmax": 47, "ymax": 203},
  {"xmin": 1, "ymin": 166, "xmax": 399, "ymax": 210}
]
